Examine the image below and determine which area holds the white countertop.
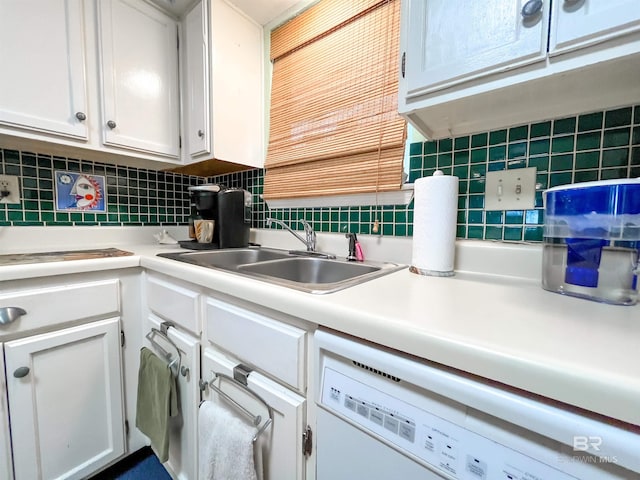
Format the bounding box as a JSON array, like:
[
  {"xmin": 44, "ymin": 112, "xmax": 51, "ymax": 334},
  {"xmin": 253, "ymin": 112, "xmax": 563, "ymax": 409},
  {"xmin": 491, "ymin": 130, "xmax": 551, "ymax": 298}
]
[{"xmin": 1, "ymin": 226, "xmax": 639, "ymax": 428}]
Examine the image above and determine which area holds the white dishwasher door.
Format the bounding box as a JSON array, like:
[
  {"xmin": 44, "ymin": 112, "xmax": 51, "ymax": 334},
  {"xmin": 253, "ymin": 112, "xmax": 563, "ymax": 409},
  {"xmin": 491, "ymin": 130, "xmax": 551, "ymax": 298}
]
[
  {"xmin": 317, "ymin": 407, "xmax": 442, "ymax": 479},
  {"xmin": 315, "ymin": 329, "xmax": 640, "ymax": 480}
]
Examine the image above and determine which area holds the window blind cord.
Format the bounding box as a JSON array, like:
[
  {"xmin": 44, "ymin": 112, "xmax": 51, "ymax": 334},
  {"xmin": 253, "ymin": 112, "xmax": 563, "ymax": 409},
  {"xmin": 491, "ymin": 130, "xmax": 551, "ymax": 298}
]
[{"xmin": 373, "ymin": 0, "xmax": 394, "ymax": 234}]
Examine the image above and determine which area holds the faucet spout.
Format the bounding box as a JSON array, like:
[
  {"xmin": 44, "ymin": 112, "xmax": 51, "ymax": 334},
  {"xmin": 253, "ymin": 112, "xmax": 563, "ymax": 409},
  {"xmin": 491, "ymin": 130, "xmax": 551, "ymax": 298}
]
[{"xmin": 266, "ymin": 217, "xmax": 316, "ymax": 252}]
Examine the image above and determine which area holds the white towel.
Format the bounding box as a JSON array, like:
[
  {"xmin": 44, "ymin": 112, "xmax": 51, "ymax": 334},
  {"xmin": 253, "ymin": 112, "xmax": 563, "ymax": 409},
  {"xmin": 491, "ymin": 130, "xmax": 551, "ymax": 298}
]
[{"xmin": 198, "ymin": 400, "xmax": 259, "ymax": 480}]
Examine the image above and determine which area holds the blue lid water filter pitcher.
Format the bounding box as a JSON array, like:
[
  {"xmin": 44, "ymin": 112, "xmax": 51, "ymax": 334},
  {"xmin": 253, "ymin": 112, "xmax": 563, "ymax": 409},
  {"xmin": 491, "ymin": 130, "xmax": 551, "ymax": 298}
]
[{"xmin": 542, "ymin": 179, "xmax": 640, "ymax": 305}]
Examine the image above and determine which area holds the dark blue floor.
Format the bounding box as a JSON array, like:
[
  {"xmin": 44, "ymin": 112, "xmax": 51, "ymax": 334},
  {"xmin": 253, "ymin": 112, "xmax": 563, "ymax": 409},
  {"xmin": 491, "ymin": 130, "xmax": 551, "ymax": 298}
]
[{"xmin": 90, "ymin": 447, "xmax": 172, "ymax": 479}]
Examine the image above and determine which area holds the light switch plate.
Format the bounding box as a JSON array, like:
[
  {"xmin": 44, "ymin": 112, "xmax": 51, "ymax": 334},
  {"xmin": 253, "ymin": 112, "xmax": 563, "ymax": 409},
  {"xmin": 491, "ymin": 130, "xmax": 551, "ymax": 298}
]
[
  {"xmin": 0, "ymin": 175, "xmax": 21, "ymax": 204},
  {"xmin": 484, "ymin": 167, "xmax": 536, "ymax": 211}
]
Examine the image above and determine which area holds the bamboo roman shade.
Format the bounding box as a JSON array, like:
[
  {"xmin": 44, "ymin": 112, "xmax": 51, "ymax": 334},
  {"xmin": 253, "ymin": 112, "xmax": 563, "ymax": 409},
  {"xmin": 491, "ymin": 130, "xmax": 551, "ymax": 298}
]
[{"xmin": 264, "ymin": 0, "xmax": 406, "ymax": 200}]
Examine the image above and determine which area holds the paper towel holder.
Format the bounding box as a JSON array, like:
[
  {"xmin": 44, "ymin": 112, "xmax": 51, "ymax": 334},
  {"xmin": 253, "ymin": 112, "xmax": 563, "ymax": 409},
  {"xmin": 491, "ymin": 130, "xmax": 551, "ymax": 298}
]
[{"xmin": 410, "ymin": 170, "xmax": 458, "ymax": 277}]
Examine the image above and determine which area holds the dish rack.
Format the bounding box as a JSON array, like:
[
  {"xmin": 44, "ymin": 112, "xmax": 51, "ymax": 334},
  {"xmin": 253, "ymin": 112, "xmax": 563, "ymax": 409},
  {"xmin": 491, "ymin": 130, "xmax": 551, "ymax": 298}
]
[
  {"xmin": 145, "ymin": 321, "xmax": 188, "ymax": 378},
  {"xmin": 199, "ymin": 364, "xmax": 274, "ymax": 443}
]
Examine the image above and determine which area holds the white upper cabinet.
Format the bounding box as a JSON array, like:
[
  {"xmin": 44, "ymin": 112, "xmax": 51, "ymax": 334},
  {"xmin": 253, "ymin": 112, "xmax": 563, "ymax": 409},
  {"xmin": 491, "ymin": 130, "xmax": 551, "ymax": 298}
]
[
  {"xmin": 210, "ymin": 0, "xmax": 264, "ymax": 167},
  {"xmin": 404, "ymin": 0, "xmax": 549, "ymax": 97},
  {"xmin": 549, "ymin": 0, "xmax": 640, "ymax": 55},
  {"xmin": 181, "ymin": 0, "xmax": 264, "ymax": 167},
  {"xmin": 0, "ymin": 0, "xmax": 88, "ymax": 139},
  {"xmin": 0, "ymin": 0, "xmax": 265, "ymax": 170},
  {"xmin": 184, "ymin": 0, "xmax": 211, "ymax": 158},
  {"xmin": 399, "ymin": 0, "xmax": 640, "ymax": 140},
  {"xmin": 98, "ymin": 0, "xmax": 180, "ymax": 158}
]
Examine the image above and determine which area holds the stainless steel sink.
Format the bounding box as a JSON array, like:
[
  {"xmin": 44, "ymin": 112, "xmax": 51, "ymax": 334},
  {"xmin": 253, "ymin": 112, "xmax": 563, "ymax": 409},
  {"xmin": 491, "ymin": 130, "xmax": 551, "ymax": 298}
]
[
  {"xmin": 157, "ymin": 247, "xmax": 405, "ymax": 293},
  {"xmin": 238, "ymin": 257, "xmax": 379, "ymax": 284}
]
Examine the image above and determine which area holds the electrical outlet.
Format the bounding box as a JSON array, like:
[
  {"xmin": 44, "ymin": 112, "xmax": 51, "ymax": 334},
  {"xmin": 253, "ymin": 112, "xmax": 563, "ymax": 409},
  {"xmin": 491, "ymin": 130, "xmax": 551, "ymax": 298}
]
[
  {"xmin": 0, "ymin": 175, "xmax": 21, "ymax": 204},
  {"xmin": 484, "ymin": 167, "xmax": 536, "ymax": 210}
]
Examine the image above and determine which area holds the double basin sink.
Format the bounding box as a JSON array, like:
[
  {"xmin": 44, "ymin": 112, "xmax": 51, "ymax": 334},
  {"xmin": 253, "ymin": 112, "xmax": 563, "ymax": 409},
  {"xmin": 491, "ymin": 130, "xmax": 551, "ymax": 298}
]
[{"xmin": 157, "ymin": 247, "xmax": 405, "ymax": 294}]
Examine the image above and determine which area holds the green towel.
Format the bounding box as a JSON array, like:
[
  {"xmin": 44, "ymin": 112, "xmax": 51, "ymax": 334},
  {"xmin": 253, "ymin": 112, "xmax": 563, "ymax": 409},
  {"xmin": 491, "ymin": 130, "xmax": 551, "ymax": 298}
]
[{"xmin": 135, "ymin": 347, "xmax": 179, "ymax": 463}]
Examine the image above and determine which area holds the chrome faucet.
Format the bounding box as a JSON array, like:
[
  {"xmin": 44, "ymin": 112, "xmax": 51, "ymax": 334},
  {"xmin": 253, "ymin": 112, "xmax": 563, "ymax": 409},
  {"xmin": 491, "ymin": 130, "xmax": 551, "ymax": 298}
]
[{"xmin": 266, "ymin": 217, "xmax": 316, "ymax": 252}]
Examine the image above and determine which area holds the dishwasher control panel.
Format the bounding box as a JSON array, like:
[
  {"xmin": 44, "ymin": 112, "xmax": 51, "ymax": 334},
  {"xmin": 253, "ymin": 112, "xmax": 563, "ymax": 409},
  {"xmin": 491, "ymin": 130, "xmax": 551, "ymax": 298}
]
[{"xmin": 321, "ymin": 366, "xmax": 598, "ymax": 480}]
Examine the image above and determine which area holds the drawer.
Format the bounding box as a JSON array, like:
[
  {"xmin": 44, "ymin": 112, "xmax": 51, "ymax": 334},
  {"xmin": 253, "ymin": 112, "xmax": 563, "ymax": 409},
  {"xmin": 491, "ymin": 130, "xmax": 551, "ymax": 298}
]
[
  {"xmin": 0, "ymin": 279, "xmax": 120, "ymax": 339},
  {"xmin": 205, "ymin": 298, "xmax": 306, "ymax": 392},
  {"xmin": 146, "ymin": 274, "xmax": 200, "ymax": 334}
]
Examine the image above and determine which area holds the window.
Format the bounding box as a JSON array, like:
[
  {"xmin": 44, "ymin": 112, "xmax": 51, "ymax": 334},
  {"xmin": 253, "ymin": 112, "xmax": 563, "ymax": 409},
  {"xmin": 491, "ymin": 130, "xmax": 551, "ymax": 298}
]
[{"xmin": 264, "ymin": 0, "xmax": 406, "ymax": 203}]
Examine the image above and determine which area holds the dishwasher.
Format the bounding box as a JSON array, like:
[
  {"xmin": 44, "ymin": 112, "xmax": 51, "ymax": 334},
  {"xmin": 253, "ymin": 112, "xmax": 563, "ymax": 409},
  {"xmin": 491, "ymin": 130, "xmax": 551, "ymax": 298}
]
[{"xmin": 314, "ymin": 329, "xmax": 640, "ymax": 480}]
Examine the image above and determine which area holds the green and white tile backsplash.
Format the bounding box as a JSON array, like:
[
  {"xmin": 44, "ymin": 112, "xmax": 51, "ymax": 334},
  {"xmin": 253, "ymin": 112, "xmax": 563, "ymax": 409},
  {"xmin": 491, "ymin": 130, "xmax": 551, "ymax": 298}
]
[{"xmin": 1, "ymin": 104, "xmax": 638, "ymax": 243}]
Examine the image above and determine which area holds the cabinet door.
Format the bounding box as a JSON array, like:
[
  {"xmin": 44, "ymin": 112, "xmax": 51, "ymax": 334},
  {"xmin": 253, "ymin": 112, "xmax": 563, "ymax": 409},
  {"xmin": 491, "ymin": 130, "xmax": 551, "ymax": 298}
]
[
  {"xmin": 0, "ymin": 0, "xmax": 88, "ymax": 139},
  {"xmin": 403, "ymin": 0, "xmax": 549, "ymax": 97},
  {"xmin": 184, "ymin": 0, "xmax": 210, "ymax": 159},
  {"xmin": 0, "ymin": 345, "xmax": 13, "ymax": 480},
  {"xmin": 210, "ymin": 0, "xmax": 264, "ymax": 167},
  {"xmin": 145, "ymin": 314, "xmax": 201, "ymax": 480},
  {"xmin": 98, "ymin": 0, "xmax": 180, "ymax": 158},
  {"xmin": 549, "ymin": 0, "xmax": 640, "ymax": 55},
  {"xmin": 5, "ymin": 318, "xmax": 125, "ymax": 480},
  {"xmin": 201, "ymin": 348, "xmax": 307, "ymax": 480}
]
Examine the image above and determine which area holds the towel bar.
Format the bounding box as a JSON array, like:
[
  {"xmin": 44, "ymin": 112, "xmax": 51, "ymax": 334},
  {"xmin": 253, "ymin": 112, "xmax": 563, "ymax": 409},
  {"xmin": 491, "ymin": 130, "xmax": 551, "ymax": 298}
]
[
  {"xmin": 200, "ymin": 371, "xmax": 273, "ymax": 443},
  {"xmin": 145, "ymin": 323, "xmax": 181, "ymax": 378}
]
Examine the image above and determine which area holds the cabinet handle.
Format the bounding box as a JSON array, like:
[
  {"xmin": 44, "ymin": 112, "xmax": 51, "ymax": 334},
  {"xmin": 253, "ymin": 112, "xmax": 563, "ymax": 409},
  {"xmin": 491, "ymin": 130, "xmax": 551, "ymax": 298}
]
[
  {"xmin": 107, "ymin": 120, "xmax": 117, "ymax": 129},
  {"xmin": 401, "ymin": 52, "xmax": 406, "ymax": 78},
  {"xmin": 197, "ymin": 129, "xmax": 204, "ymax": 138},
  {"xmin": 521, "ymin": 0, "xmax": 543, "ymax": 18},
  {"xmin": 13, "ymin": 367, "xmax": 30, "ymax": 378},
  {"xmin": 0, "ymin": 307, "xmax": 26, "ymax": 326},
  {"xmin": 563, "ymin": 0, "xmax": 585, "ymax": 8},
  {"xmin": 181, "ymin": 366, "xmax": 189, "ymax": 377},
  {"xmin": 75, "ymin": 112, "xmax": 86, "ymax": 121}
]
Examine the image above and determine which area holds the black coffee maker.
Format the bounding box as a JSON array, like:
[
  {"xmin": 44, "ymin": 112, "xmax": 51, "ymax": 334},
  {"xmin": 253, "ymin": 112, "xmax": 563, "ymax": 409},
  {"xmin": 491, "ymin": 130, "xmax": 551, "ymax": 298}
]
[{"xmin": 187, "ymin": 184, "xmax": 251, "ymax": 248}]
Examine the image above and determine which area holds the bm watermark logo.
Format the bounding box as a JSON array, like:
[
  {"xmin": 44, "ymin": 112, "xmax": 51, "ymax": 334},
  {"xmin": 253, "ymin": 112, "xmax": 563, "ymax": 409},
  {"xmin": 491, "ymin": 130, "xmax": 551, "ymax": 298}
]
[
  {"xmin": 573, "ymin": 435, "xmax": 603, "ymax": 452},
  {"xmin": 569, "ymin": 436, "xmax": 618, "ymax": 464}
]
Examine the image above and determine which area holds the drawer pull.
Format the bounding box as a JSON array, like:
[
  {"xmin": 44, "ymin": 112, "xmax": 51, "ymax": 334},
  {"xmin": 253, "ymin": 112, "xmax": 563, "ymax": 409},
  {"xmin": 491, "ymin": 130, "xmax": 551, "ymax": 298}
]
[
  {"xmin": 0, "ymin": 307, "xmax": 27, "ymax": 326},
  {"xmin": 13, "ymin": 367, "xmax": 30, "ymax": 378}
]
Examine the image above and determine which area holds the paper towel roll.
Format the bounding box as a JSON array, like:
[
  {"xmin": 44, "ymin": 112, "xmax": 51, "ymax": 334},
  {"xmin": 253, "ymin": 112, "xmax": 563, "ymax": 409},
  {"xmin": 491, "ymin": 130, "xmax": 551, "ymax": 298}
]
[{"xmin": 411, "ymin": 170, "xmax": 458, "ymax": 276}]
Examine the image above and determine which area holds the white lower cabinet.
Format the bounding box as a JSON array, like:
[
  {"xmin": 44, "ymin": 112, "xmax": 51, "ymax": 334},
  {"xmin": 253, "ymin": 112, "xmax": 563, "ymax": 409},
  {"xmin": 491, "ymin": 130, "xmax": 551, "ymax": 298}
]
[
  {"xmin": 201, "ymin": 348, "xmax": 307, "ymax": 480},
  {"xmin": 145, "ymin": 314, "xmax": 201, "ymax": 480},
  {"xmin": 202, "ymin": 296, "xmax": 312, "ymax": 479},
  {"xmin": 0, "ymin": 274, "xmax": 129, "ymax": 480},
  {"xmin": 142, "ymin": 274, "xmax": 314, "ymax": 479},
  {"xmin": 0, "ymin": 351, "xmax": 12, "ymax": 480},
  {"xmin": 5, "ymin": 317, "xmax": 125, "ymax": 480}
]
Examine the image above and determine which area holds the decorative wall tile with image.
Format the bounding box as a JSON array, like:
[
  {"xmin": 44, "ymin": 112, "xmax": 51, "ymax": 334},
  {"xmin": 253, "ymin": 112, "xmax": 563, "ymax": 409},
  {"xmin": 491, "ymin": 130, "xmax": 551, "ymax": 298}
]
[{"xmin": 55, "ymin": 171, "xmax": 106, "ymax": 212}]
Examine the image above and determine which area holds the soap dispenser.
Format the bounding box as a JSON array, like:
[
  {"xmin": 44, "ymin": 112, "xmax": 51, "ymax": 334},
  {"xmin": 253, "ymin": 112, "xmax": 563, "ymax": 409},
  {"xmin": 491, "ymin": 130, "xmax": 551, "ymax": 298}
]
[
  {"xmin": 345, "ymin": 233, "xmax": 364, "ymax": 262},
  {"xmin": 345, "ymin": 233, "xmax": 357, "ymax": 261}
]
